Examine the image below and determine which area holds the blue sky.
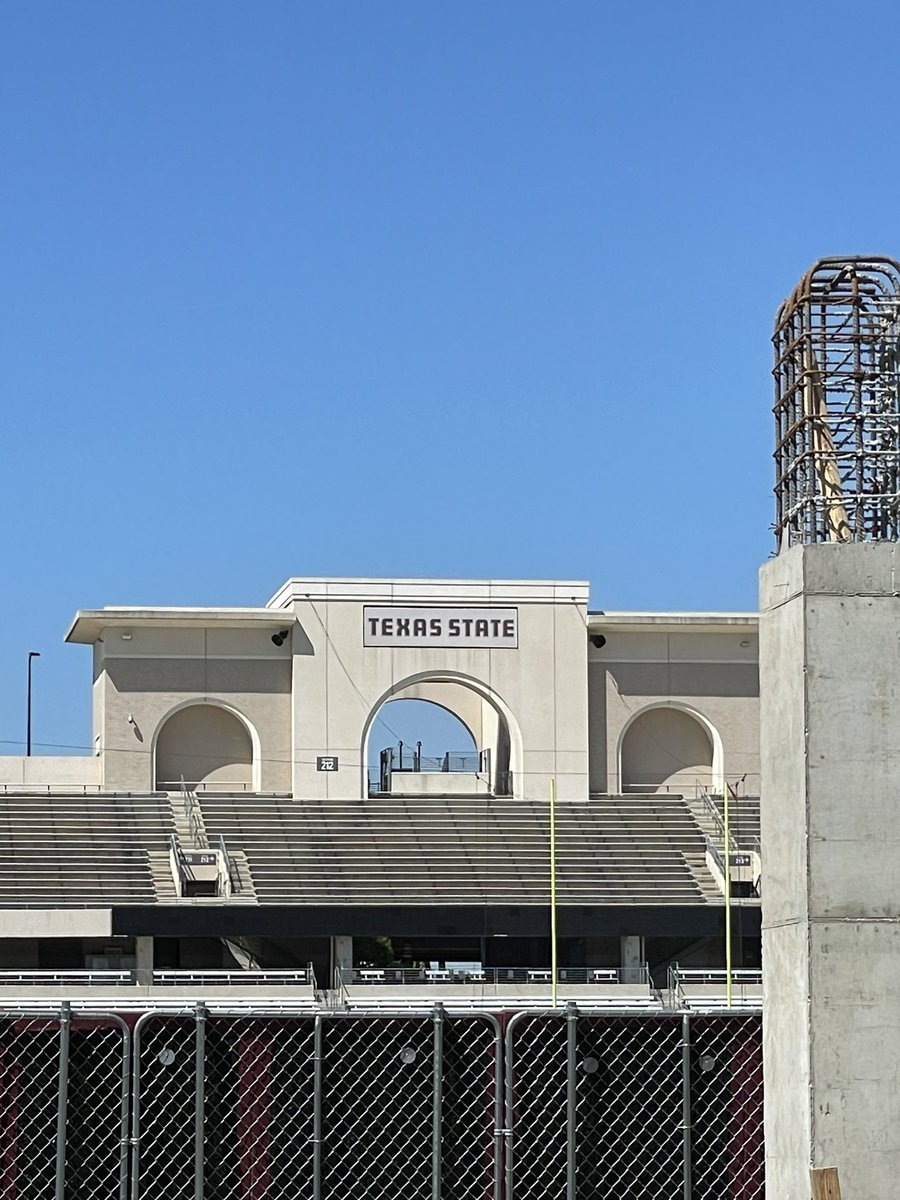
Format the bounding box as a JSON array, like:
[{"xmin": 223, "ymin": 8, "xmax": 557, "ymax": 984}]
[{"xmin": 2, "ymin": 1, "xmax": 899, "ymax": 754}]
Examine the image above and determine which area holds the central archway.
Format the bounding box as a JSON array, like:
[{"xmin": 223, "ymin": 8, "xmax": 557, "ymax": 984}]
[{"xmin": 361, "ymin": 671, "xmax": 522, "ymax": 798}]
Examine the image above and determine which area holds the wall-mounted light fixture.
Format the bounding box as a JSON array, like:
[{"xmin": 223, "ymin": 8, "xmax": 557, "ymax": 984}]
[{"xmin": 271, "ymin": 629, "xmax": 291, "ymax": 647}]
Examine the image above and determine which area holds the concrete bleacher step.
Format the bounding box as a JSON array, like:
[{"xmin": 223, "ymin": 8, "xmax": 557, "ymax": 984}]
[
  {"xmin": 193, "ymin": 790, "xmax": 728, "ymax": 907},
  {"xmin": 147, "ymin": 849, "xmax": 180, "ymax": 902},
  {"xmin": 0, "ymin": 793, "xmax": 174, "ymax": 906}
]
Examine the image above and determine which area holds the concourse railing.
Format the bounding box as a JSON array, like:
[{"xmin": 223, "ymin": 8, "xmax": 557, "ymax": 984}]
[{"xmin": 339, "ymin": 965, "xmax": 650, "ymax": 986}]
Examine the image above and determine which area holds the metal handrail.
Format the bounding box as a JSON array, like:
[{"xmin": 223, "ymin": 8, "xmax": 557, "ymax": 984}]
[
  {"xmin": 0, "ymin": 968, "xmax": 316, "ymax": 987},
  {"xmin": 180, "ymin": 777, "xmax": 208, "ymax": 849},
  {"xmin": 698, "ymin": 788, "xmax": 747, "ymax": 856},
  {"xmin": 169, "ymin": 833, "xmax": 188, "ymax": 875},
  {"xmin": 0, "ymin": 970, "xmax": 132, "ymax": 986},
  {"xmin": 342, "ymin": 965, "xmax": 651, "ymax": 986},
  {"xmin": 0, "ymin": 785, "xmax": 169, "ymax": 796},
  {"xmin": 153, "ymin": 969, "xmax": 313, "ymax": 986},
  {"xmin": 218, "ymin": 834, "xmax": 241, "ymax": 894},
  {"xmin": 673, "ymin": 967, "xmax": 762, "ymax": 986}
]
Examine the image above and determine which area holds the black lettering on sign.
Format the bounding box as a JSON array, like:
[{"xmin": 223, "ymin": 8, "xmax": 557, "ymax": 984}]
[
  {"xmin": 448, "ymin": 619, "xmax": 460, "ymax": 636},
  {"xmin": 462, "ymin": 618, "xmax": 473, "ymax": 636},
  {"xmin": 503, "ymin": 619, "xmax": 515, "ymax": 638},
  {"xmin": 430, "ymin": 618, "xmax": 441, "ymax": 636},
  {"xmin": 413, "ymin": 618, "xmax": 427, "ymax": 636},
  {"xmin": 368, "ymin": 617, "xmax": 379, "ymax": 636},
  {"xmin": 475, "ymin": 619, "xmax": 488, "ymax": 637},
  {"xmin": 397, "ymin": 618, "xmax": 410, "ymax": 636},
  {"xmin": 381, "ymin": 618, "xmax": 393, "ymax": 636},
  {"xmin": 489, "ymin": 619, "xmax": 501, "ymax": 636}
]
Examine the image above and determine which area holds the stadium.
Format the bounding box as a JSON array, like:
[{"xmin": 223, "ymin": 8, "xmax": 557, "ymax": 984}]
[
  {"xmin": 0, "ymin": 575, "xmax": 764, "ymax": 1197},
  {"xmin": 8, "ymin": 255, "xmax": 900, "ymax": 1197}
]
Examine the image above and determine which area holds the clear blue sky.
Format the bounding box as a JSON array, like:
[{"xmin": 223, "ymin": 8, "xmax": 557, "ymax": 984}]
[{"xmin": 2, "ymin": 1, "xmax": 899, "ymax": 754}]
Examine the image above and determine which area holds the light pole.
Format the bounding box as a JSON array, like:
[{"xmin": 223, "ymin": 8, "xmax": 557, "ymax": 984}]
[{"xmin": 26, "ymin": 651, "xmax": 40, "ymax": 757}]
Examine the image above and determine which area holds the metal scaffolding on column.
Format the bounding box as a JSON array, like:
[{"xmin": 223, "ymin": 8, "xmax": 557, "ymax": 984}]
[{"xmin": 774, "ymin": 256, "xmax": 900, "ymax": 549}]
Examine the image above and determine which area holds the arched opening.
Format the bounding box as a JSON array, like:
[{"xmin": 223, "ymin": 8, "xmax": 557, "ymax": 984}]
[
  {"xmin": 154, "ymin": 703, "xmax": 256, "ymax": 792},
  {"xmin": 362, "ymin": 673, "xmax": 519, "ymax": 798},
  {"xmin": 368, "ymin": 698, "xmax": 478, "ymax": 782},
  {"xmin": 619, "ymin": 704, "xmax": 719, "ymax": 795}
]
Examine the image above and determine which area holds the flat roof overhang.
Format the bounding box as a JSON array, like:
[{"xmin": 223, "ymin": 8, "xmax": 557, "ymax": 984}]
[
  {"xmin": 66, "ymin": 608, "xmax": 294, "ymax": 644},
  {"xmin": 587, "ymin": 611, "xmax": 758, "ymax": 635}
]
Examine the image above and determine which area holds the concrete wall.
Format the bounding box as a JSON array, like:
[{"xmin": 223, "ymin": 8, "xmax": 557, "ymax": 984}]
[
  {"xmin": 0, "ymin": 756, "xmax": 101, "ymax": 786},
  {"xmin": 588, "ymin": 624, "xmax": 759, "ymax": 795},
  {"xmin": 269, "ymin": 579, "xmax": 591, "ymax": 801},
  {"xmin": 0, "ymin": 909, "xmax": 112, "ymax": 937},
  {"xmin": 58, "ymin": 587, "xmax": 763, "ymax": 811},
  {"xmin": 760, "ymin": 542, "xmax": 900, "ymax": 1199},
  {"xmin": 93, "ymin": 625, "xmax": 292, "ymax": 792},
  {"xmin": 620, "ymin": 706, "xmax": 714, "ymax": 793},
  {"xmin": 155, "ymin": 703, "xmax": 253, "ymax": 789}
]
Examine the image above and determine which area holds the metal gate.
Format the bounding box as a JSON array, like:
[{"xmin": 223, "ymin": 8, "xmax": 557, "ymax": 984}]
[{"xmin": 0, "ymin": 1005, "xmax": 762, "ymax": 1199}]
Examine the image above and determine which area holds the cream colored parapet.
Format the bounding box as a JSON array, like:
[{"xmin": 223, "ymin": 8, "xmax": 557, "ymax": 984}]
[
  {"xmin": 266, "ymin": 577, "xmax": 590, "ymax": 608},
  {"xmin": 0, "ymin": 755, "xmax": 101, "ymax": 787}
]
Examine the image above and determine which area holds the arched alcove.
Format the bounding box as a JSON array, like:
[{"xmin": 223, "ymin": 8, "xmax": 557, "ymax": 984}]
[
  {"xmin": 154, "ymin": 702, "xmax": 256, "ymax": 792},
  {"xmin": 619, "ymin": 704, "xmax": 721, "ymax": 795},
  {"xmin": 361, "ymin": 672, "xmax": 521, "ymax": 798}
]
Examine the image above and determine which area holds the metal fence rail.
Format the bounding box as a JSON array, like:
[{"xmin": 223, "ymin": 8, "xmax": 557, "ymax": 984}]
[{"xmin": 0, "ymin": 1005, "xmax": 762, "ymax": 1199}]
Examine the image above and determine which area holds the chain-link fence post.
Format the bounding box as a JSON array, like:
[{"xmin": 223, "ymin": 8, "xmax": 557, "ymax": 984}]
[
  {"xmin": 681, "ymin": 1013, "xmax": 692, "ymax": 1200},
  {"xmin": 503, "ymin": 1012, "xmax": 518, "ymax": 1200},
  {"xmin": 566, "ymin": 1003, "xmax": 577, "ymax": 1200},
  {"xmin": 432, "ymin": 1003, "xmax": 444, "ymax": 1200},
  {"xmin": 54, "ymin": 1001, "xmax": 71, "ymax": 1200},
  {"xmin": 313, "ymin": 1012, "xmax": 323, "ymax": 1200},
  {"xmin": 107, "ymin": 1014, "xmax": 132, "ymax": 1200},
  {"xmin": 130, "ymin": 1016, "xmax": 143, "ymax": 1200},
  {"xmin": 193, "ymin": 1004, "xmax": 206, "ymax": 1200}
]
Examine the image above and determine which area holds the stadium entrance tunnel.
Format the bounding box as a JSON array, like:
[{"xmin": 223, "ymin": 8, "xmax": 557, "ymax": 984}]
[
  {"xmin": 153, "ymin": 701, "xmax": 259, "ymax": 792},
  {"xmin": 363, "ymin": 675, "xmax": 517, "ymax": 797}
]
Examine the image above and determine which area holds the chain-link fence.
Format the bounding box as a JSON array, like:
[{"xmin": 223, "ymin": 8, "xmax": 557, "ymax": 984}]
[
  {"xmin": 0, "ymin": 1005, "xmax": 762, "ymax": 1199},
  {"xmin": 505, "ymin": 1009, "xmax": 764, "ymax": 1199}
]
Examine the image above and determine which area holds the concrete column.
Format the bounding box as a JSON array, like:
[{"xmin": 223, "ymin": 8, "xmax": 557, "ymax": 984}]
[
  {"xmin": 760, "ymin": 543, "xmax": 900, "ymax": 1200},
  {"xmin": 619, "ymin": 935, "xmax": 644, "ymax": 982},
  {"xmin": 331, "ymin": 935, "xmax": 353, "ymax": 988},
  {"xmin": 135, "ymin": 936, "xmax": 153, "ymax": 987}
]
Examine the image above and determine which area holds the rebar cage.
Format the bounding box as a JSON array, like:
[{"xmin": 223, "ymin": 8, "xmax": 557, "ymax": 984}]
[
  {"xmin": 774, "ymin": 256, "xmax": 900, "ymax": 549},
  {"xmin": 0, "ymin": 1004, "xmax": 764, "ymax": 1200}
]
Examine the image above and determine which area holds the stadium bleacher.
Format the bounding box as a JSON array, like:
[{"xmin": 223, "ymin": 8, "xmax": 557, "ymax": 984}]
[{"xmin": 198, "ymin": 791, "xmax": 726, "ymax": 906}]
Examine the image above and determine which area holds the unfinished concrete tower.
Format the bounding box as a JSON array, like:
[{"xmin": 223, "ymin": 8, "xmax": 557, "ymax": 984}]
[{"xmin": 762, "ymin": 257, "xmax": 900, "ymax": 1198}]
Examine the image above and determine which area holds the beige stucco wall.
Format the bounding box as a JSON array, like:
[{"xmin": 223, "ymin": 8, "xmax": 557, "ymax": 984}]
[
  {"xmin": 0, "ymin": 756, "xmax": 102, "ymax": 787},
  {"xmin": 93, "ymin": 626, "xmax": 292, "ymax": 792},
  {"xmin": 588, "ymin": 626, "xmax": 759, "ymax": 795},
  {"xmin": 269, "ymin": 580, "xmax": 591, "ymax": 802},
  {"xmin": 61, "ymin": 588, "xmax": 761, "ymax": 806},
  {"xmin": 620, "ymin": 706, "xmax": 714, "ymax": 792},
  {"xmin": 155, "ymin": 703, "xmax": 253, "ymax": 789}
]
